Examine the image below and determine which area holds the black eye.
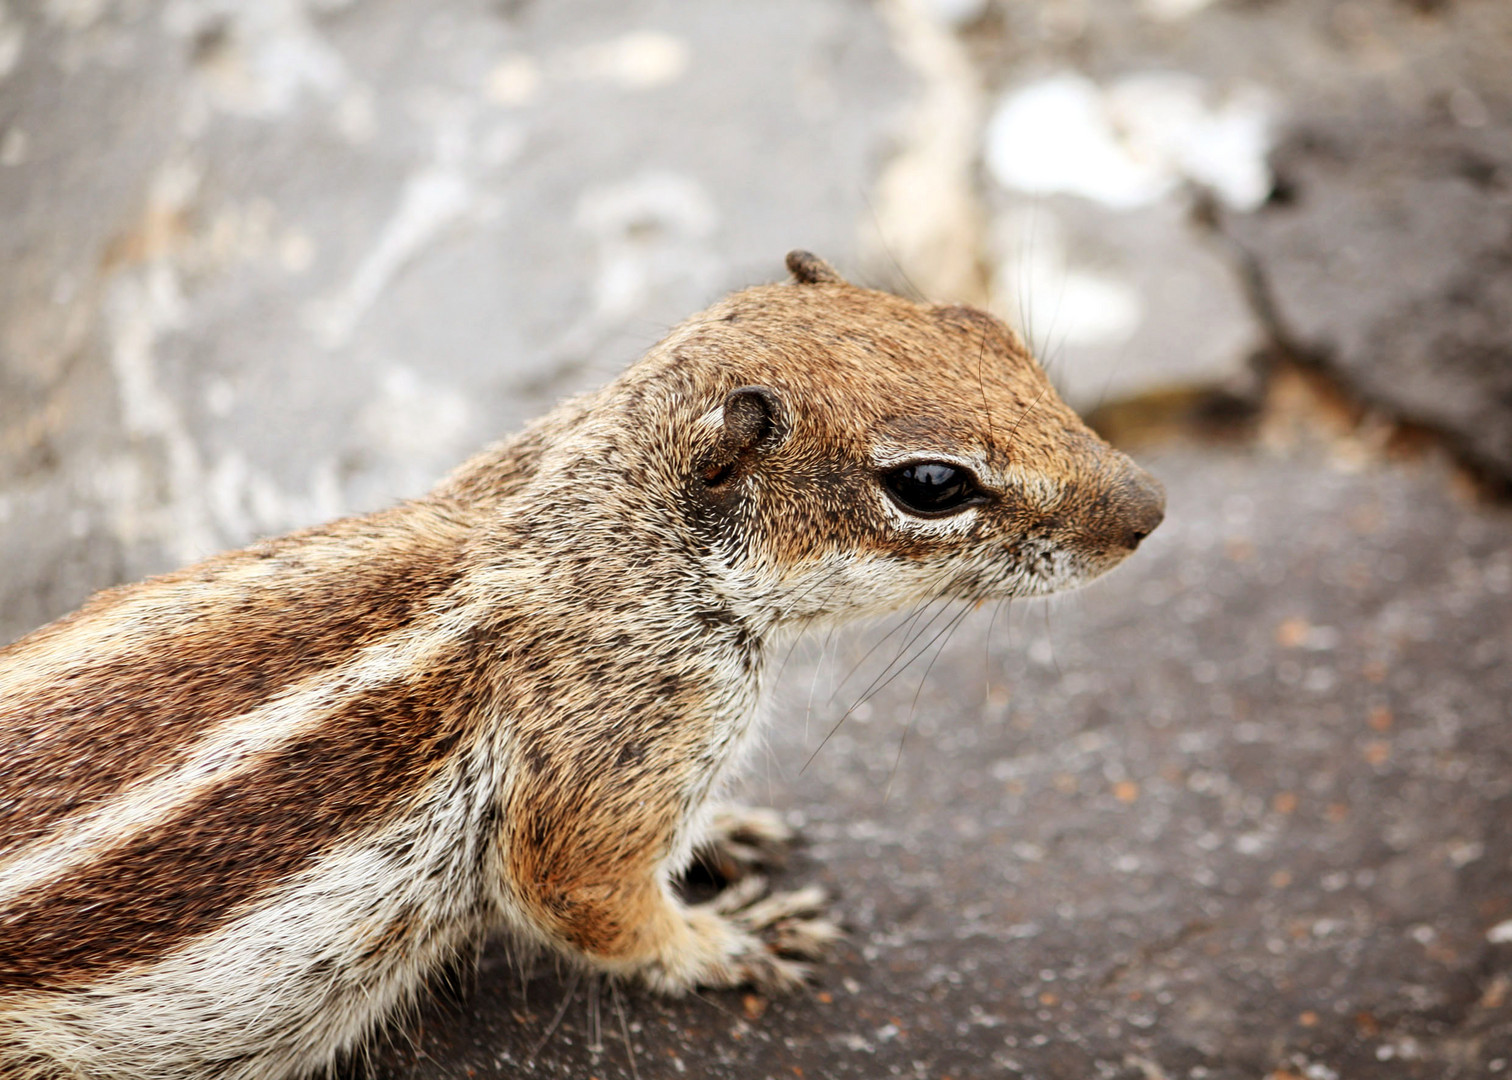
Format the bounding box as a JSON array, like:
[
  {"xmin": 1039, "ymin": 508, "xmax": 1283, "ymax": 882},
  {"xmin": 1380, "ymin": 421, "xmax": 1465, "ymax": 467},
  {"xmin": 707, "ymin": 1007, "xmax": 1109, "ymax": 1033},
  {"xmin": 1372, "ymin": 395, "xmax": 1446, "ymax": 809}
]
[{"xmin": 882, "ymin": 461, "xmax": 985, "ymax": 517}]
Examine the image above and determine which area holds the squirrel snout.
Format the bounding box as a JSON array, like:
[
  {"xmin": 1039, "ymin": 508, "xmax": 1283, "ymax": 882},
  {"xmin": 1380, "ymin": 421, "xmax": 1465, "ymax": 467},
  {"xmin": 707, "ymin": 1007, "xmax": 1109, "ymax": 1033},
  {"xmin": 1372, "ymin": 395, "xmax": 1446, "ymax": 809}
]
[{"xmin": 1117, "ymin": 468, "xmax": 1166, "ymax": 552}]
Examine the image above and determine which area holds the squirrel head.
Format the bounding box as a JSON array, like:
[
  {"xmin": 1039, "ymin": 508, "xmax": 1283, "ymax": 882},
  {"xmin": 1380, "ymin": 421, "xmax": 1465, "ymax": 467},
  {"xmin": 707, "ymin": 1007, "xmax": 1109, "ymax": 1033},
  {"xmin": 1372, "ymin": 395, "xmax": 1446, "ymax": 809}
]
[{"xmin": 524, "ymin": 252, "xmax": 1165, "ymax": 630}]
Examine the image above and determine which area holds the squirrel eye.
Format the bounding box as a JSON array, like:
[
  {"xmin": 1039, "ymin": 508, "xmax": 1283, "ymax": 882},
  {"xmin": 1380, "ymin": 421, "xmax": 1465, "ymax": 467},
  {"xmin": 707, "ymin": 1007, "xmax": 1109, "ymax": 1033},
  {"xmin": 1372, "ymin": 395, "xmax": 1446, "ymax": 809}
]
[{"xmin": 882, "ymin": 461, "xmax": 985, "ymax": 517}]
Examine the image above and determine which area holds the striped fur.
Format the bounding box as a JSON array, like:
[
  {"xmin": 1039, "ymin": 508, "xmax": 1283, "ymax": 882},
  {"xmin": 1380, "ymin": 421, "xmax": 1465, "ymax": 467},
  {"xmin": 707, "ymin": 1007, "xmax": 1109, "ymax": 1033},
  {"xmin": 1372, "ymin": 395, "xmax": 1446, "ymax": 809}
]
[{"xmin": 0, "ymin": 253, "xmax": 1162, "ymax": 1079}]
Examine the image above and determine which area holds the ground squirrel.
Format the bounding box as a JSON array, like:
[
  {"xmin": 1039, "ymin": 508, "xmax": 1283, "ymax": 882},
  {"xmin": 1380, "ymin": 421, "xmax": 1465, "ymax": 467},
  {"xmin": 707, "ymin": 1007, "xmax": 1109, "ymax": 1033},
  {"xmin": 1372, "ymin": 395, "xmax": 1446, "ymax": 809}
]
[{"xmin": 0, "ymin": 251, "xmax": 1163, "ymax": 1079}]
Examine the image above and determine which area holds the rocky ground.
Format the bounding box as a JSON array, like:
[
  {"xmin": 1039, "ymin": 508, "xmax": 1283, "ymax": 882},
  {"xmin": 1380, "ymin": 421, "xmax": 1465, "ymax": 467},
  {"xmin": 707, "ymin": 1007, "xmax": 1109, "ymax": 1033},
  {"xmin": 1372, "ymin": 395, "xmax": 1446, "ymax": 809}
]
[{"xmin": 2, "ymin": 1, "xmax": 1510, "ymax": 1077}]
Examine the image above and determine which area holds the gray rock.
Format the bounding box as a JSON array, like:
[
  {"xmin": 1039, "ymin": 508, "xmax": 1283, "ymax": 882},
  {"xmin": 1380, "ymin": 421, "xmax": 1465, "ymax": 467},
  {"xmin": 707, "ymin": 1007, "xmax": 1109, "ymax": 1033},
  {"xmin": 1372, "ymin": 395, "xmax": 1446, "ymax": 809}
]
[
  {"xmin": 974, "ymin": 0, "xmax": 1512, "ymax": 484},
  {"xmin": 1223, "ymin": 0, "xmax": 1512, "ymax": 483},
  {"xmin": 973, "ymin": 3, "xmax": 1282, "ymax": 412}
]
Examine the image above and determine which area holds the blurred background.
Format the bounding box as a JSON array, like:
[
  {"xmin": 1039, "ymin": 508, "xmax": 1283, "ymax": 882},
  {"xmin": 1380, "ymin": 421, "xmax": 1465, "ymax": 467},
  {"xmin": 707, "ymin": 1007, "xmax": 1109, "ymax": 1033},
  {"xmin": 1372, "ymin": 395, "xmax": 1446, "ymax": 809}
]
[{"xmin": 2, "ymin": 1, "xmax": 1510, "ymax": 1077}]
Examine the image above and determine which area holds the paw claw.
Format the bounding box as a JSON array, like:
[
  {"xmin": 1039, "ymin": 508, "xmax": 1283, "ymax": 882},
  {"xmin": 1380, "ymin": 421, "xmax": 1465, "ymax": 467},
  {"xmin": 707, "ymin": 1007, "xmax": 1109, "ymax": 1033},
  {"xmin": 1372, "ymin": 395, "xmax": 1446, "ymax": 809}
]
[
  {"xmin": 711, "ymin": 806, "xmax": 794, "ymax": 850},
  {"xmin": 642, "ymin": 815, "xmax": 838, "ymax": 996},
  {"xmin": 697, "ymin": 806, "xmax": 796, "ymax": 881},
  {"xmin": 769, "ymin": 915, "xmax": 844, "ymax": 960},
  {"xmin": 732, "ymin": 884, "xmax": 828, "ymax": 930},
  {"xmin": 743, "ymin": 954, "xmax": 813, "ymax": 994},
  {"xmin": 714, "ymin": 883, "xmax": 842, "ymax": 976},
  {"xmin": 707, "ymin": 873, "xmax": 768, "ymax": 915}
]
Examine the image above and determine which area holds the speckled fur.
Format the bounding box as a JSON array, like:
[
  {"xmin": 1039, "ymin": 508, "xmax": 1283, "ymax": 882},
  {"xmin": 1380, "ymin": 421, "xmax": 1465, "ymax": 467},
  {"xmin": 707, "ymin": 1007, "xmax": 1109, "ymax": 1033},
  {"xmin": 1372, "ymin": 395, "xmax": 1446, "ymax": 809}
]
[{"xmin": 0, "ymin": 253, "xmax": 1163, "ymax": 1079}]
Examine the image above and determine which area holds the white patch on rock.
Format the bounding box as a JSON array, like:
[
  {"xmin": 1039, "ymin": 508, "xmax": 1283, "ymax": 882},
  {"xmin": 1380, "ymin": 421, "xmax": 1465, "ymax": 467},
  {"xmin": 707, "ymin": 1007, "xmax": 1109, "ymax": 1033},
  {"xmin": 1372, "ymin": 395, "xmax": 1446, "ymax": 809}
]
[
  {"xmin": 98, "ymin": 153, "xmax": 355, "ymax": 552},
  {"xmin": 563, "ymin": 31, "xmax": 690, "ymax": 90},
  {"xmin": 43, "ymin": 0, "xmax": 108, "ymax": 31},
  {"xmin": 1110, "ymin": 72, "xmax": 1273, "ymax": 211},
  {"xmin": 0, "ymin": 1, "xmax": 23, "ymax": 81},
  {"xmin": 166, "ymin": 0, "xmax": 349, "ymax": 117},
  {"xmin": 485, "ymin": 54, "xmax": 542, "ymax": 107},
  {"xmin": 987, "ymin": 73, "xmax": 1168, "ymax": 210},
  {"xmin": 315, "ymin": 168, "xmax": 472, "ymax": 346},
  {"xmin": 313, "ymin": 102, "xmax": 521, "ymax": 347},
  {"xmin": 868, "ymin": 0, "xmax": 987, "ymax": 303},
  {"xmin": 278, "ymin": 228, "xmax": 316, "ymax": 274},
  {"xmin": 0, "ymin": 126, "xmax": 27, "ymax": 166},
  {"xmin": 204, "ymin": 376, "xmax": 237, "ymax": 418},
  {"xmin": 917, "ymin": 0, "xmax": 989, "ymax": 29},
  {"xmin": 105, "ymin": 264, "xmax": 217, "ymax": 563},
  {"xmin": 990, "ymin": 208, "xmax": 1142, "ymax": 350},
  {"xmin": 1139, "ymin": 0, "xmax": 1219, "ymax": 21},
  {"xmin": 1488, "ymin": 919, "xmax": 1512, "ymax": 944},
  {"xmin": 208, "ymin": 449, "xmax": 344, "ymax": 538},
  {"xmin": 487, "ymin": 34, "xmax": 688, "ymax": 106},
  {"xmin": 985, "ymin": 70, "xmax": 1273, "ymax": 212},
  {"xmin": 333, "ymin": 85, "xmax": 377, "ymax": 144}
]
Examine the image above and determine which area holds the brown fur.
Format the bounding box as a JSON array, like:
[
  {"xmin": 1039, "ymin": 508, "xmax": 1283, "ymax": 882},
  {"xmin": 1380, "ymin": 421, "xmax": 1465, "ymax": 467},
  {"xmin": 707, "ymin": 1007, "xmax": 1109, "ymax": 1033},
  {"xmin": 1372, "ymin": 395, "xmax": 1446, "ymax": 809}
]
[
  {"xmin": 0, "ymin": 252, "xmax": 1163, "ymax": 1079},
  {"xmin": 0, "ymin": 651, "xmax": 478, "ymax": 989},
  {"xmin": 0, "ymin": 504, "xmax": 473, "ymax": 859}
]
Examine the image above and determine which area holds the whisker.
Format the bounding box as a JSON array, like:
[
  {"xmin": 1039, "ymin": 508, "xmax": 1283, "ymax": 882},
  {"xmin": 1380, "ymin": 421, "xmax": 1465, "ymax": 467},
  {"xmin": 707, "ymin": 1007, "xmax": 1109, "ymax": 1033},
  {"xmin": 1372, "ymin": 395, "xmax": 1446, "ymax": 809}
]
[
  {"xmin": 525, "ymin": 967, "xmax": 582, "ymax": 1065},
  {"xmin": 803, "ymin": 623, "xmax": 841, "ymax": 747},
  {"xmin": 975, "ymin": 322, "xmax": 995, "ymax": 453},
  {"xmin": 611, "ymin": 981, "xmax": 641, "ymax": 1080},
  {"xmin": 840, "ymin": 592, "xmax": 964, "ymax": 708},
  {"xmin": 857, "ymin": 597, "xmax": 975, "ymax": 723},
  {"xmin": 772, "ymin": 572, "xmax": 846, "ymax": 681},
  {"xmin": 1041, "ymin": 601, "xmax": 1063, "ymax": 680},
  {"xmin": 1021, "ymin": 200, "xmax": 1040, "ymax": 357},
  {"xmin": 1006, "ymin": 385, "xmax": 1054, "ymax": 449},
  {"xmin": 800, "ymin": 594, "xmax": 958, "ymax": 774},
  {"xmin": 687, "ymin": 986, "xmax": 738, "ymax": 1020},
  {"xmin": 986, "ymin": 594, "xmax": 1011, "ymax": 685},
  {"xmin": 884, "ymin": 599, "xmax": 979, "ymax": 801},
  {"xmin": 859, "ymin": 185, "xmax": 928, "ymax": 302},
  {"xmin": 829, "ymin": 594, "xmax": 948, "ymax": 701},
  {"xmin": 587, "ymin": 976, "xmax": 602, "ymax": 1056}
]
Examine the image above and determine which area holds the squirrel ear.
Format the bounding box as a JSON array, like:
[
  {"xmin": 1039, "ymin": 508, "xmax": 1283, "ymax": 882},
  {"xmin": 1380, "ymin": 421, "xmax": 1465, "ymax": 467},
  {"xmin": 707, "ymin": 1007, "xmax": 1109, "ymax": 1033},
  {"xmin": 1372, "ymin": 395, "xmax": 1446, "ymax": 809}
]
[
  {"xmin": 701, "ymin": 386, "xmax": 787, "ymax": 486},
  {"xmin": 785, "ymin": 250, "xmax": 846, "ymax": 286}
]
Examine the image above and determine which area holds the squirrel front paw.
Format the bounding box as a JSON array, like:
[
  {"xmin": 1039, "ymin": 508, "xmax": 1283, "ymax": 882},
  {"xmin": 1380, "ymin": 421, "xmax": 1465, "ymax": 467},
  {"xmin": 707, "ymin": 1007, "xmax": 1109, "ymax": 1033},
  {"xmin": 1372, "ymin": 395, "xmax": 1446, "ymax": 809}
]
[
  {"xmin": 692, "ymin": 805, "xmax": 796, "ymax": 885},
  {"xmin": 640, "ymin": 880, "xmax": 842, "ymax": 995}
]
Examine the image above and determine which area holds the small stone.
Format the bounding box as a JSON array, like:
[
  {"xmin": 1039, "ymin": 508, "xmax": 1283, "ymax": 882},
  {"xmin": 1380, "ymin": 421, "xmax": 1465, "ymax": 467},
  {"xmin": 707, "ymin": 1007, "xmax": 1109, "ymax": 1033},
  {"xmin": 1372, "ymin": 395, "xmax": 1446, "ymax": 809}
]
[
  {"xmin": 741, "ymin": 994, "xmax": 767, "ymax": 1019},
  {"xmin": 1487, "ymin": 920, "xmax": 1512, "ymax": 944},
  {"xmin": 0, "ymin": 127, "xmax": 26, "ymax": 167},
  {"xmin": 1275, "ymin": 617, "xmax": 1310, "ymax": 648}
]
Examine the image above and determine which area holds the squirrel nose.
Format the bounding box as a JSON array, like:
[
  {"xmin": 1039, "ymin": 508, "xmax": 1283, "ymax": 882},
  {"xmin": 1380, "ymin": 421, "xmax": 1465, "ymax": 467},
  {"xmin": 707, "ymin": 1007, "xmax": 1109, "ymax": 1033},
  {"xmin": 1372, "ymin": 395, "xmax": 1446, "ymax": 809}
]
[{"xmin": 1120, "ymin": 469, "xmax": 1166, "ymax": 550}]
